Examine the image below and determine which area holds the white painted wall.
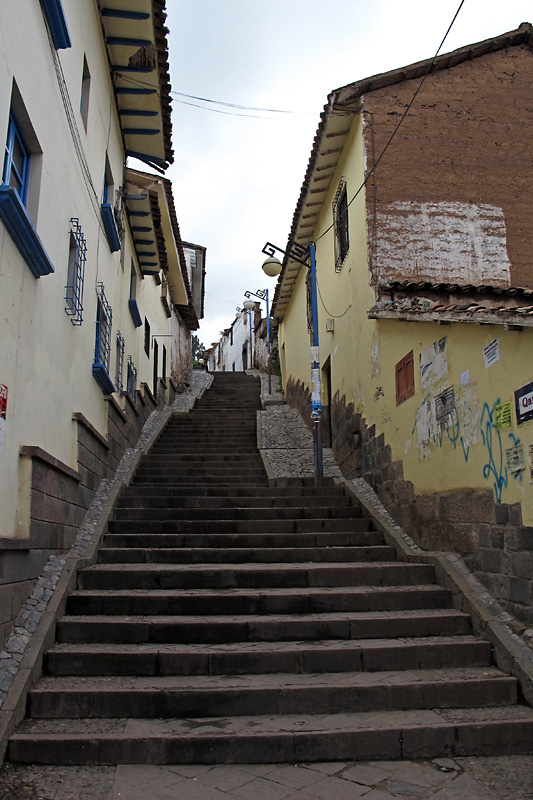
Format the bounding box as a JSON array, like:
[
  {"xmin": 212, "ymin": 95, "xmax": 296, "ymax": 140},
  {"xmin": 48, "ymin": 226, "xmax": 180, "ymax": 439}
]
[
  {"xmin": 215, "ymin": 311, "xmax": 254, "ymax": 371},
  {"xmin": 0, "ymin": 1, "xmax": 187, "ymax": 538}
]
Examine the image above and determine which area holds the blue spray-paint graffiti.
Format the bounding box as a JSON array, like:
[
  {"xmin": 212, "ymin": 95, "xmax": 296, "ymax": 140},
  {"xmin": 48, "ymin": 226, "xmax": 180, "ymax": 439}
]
[{"xmin": 480, "ymin": 400, "xmax": 508, "ymax": 503}]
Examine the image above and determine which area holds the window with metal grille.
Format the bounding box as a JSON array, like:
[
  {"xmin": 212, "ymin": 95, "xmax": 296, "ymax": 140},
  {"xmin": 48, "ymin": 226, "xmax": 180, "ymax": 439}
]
[
  {"xmin": 333, "ymin": 178, "xmax": 349, "ymax": 271},
  {"xmin": 92, "ymin": 283, "xmax": 114, "ymax": 394},
  {"xmin": 126, "ymin": 356, "xmax": 137, "ymax": 398},
  {"xmin": 395, "ymin": 351, "xmax": 415, "ymax": 405},
  {"xmin": 115, "ymin": 331, "xmax": 125, "ymax": 393},
  {"xmin": 64, "ymin": 218, "xmax": 86, "ymax": 325}
]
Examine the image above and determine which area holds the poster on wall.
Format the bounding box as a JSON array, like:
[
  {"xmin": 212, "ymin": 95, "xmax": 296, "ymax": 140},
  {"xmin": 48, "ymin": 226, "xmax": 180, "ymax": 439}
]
[
  {"xmin": 506, "ymin": 442, "xmax": 525, "ymax": 473},
  {"xmin": 420, "ymin": 337, "xmax": 447, "ymax": 390},
  {"xmin": 515, "ymin": 381, "xmax": 533, "ymax": 426},
  {"xmin": 483, "ymin": 338, "xmax": 500, "ymax": 369},
  {"xmin": 434, "ymin": 386, "xmax": 456, "ymax": 432},
  {"xmin": 495, "ymin": 402, "xmax": 512, "ymax": 429},
  {"xmin": 0, "ymin": 384, "xmax": 7, "ymax": 457}
]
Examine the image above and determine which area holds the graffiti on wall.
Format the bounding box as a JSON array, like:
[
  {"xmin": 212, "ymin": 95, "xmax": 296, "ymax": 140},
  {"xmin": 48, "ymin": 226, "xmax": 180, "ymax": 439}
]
[
  {"xmin": 412, "ymin": 382, "xmax": 479, "ymax": 463},
  {"xmin": 412, "ymin": 389, "xmax": 525, "ymax": 503}
]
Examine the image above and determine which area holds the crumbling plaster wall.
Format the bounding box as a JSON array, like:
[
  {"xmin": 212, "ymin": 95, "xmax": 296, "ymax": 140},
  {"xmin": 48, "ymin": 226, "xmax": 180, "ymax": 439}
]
[{"xmin": 363, "ymin": 44, "xmax": 533, "ymax": 289}]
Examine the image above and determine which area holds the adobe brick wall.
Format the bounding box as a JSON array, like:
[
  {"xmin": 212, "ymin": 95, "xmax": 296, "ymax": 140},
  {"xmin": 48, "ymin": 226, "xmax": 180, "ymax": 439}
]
[
  {"xmin": 0, "ymin": 382, "xmax": 175, "ymax": 650},
  {"xmin": 363, "ymin": 44, "xmax": 533, "ymax": 288}
]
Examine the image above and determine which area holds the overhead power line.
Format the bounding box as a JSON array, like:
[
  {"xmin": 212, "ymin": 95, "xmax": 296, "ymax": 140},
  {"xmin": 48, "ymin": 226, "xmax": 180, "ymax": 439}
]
[
  {"xmin": 316, "ymin": 0, "xmax": 466, "ymax": 243},
  {"xmin": 172, "ymin": 90, "xmax": 315, "ymax": 116},
  {"xmin": 115, "ymin": 73, "xmax": 315, "ymax": 119}
]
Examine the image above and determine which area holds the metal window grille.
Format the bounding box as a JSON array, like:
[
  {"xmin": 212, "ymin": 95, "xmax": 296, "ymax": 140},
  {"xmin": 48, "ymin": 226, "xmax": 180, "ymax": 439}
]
[
  {"xmin": 65, "ymin": 218, "xmax": 86, "ymax": 325},
  {"xmin": 126, "ymin": 355, "xmax": 137, "ymax": 398},
  {"xmin": 94, "ymin": 282, "xmax": 112, "ymax": 372},
  {"xmin": 115, "ymin": 330, "xmax": 125, "ymax": 393},
  {"xmin": 333, "ymin": 179, "xmax": 349, "ymax": 272}
]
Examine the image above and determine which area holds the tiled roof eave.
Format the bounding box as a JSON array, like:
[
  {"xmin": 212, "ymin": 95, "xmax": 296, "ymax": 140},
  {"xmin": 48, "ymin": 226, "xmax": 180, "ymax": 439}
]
[
  {"xmin": 368, "ymin": 308, "xmax": 533, "ymax": 327},
  {"xmin": 101, "ymin": 0, "xmax": 173, "ymax": 168}
]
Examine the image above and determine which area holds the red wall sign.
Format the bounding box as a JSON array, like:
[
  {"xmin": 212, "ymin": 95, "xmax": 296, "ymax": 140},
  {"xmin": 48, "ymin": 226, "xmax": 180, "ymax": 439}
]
[{"xmin": 0, "ymin": 384, "xmax": 7, "ymax": 420}]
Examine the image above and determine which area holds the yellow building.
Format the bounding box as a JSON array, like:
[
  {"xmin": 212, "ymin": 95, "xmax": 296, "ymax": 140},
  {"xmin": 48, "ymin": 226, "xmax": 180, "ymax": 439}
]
[{"xmin": 273, "ymin": 24, "xmax": 533, "ymax": 623}]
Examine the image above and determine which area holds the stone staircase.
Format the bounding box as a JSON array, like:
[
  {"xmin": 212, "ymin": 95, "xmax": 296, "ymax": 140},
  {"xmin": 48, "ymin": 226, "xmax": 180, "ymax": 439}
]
[{"xmin": 8, "ymin": 371, "xmax": 533, "ymax": 764}]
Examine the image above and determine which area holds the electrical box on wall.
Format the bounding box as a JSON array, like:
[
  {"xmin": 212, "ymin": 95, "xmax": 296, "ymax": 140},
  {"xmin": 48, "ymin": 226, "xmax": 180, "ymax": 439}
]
[{"xmin": 325, "ymin": 318, "xmax": 335, "ymax": 332}]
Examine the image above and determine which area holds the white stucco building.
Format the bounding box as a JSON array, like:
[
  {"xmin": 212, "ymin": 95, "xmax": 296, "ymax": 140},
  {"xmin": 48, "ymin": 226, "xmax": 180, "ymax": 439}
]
[{"xmin": 0, "ymin": 0, "xmax": 204, "ymax": 647}]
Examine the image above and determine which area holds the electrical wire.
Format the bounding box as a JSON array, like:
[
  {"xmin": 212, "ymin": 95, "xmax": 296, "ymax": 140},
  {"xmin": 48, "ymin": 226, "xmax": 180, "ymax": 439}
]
[
  {"xmin": 48, "ymin": 28, "xmax": 107, "ymax": 236},
  {"xmin": 172, "ymin": 90, "xmax": 316, "ymax": 116},
  {"xmin": 315, "ymin": 0, "xmax": 466, "ymax": 244},
  {"xmin": 205, "ymin": 291, "xmax": 241, "ymax": 306},
  {"xmin": 115, "ymin": 73, "xmax": 315, "ymax": 120},
  {"xmin": 316, "ymin": 274, "xmax": 352, "ymax": 318}
]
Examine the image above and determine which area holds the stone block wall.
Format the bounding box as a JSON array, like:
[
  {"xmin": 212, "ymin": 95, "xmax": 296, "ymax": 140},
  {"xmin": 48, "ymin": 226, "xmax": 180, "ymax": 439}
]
[
  {"xmin": 0, "ymin": 382, "xmax": 175, "ymax": 649},
  {"xmin": 284, "ymin": 376, "xmax": 533, "ymax": 628}
]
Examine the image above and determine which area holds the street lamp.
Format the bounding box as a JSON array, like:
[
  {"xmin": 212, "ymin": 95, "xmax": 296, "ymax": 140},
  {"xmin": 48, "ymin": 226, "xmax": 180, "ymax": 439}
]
[{"xmin": 261, "ymin": 240, "xmax": 323, "ymax": 486}]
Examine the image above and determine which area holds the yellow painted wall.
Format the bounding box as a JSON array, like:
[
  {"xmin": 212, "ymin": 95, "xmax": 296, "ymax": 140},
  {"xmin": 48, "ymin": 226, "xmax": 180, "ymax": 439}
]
[{"xmin": 279, "ymin": 112, "xmax": 533, "ymax": 525}]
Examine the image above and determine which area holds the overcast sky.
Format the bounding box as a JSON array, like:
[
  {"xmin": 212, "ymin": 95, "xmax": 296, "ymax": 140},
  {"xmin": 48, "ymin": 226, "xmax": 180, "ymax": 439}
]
[{"xmin": 164, "ymin": 1, "xmax": 532, "ymax": 349}]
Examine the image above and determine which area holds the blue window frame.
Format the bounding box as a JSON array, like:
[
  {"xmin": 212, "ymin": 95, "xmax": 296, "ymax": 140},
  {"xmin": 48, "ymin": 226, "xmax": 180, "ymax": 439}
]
[
  {"xmin": 92, "ymin": 283, "xmax": 114, "ymax": 394},
  {"xmin": 3, "ymin": 115, "xmax": 30, "ymax": 205},
  {"xmin": 128, "ymin": 259, "xmax": 142, "ymax": 327},
  {"xmin": 115, "ymin": 330, "xmax": 125, "ymax": 393},
  {"xmin": 126, "ymin": 356, "xmax": 137, "ymax": 399},
  {"xmin": 101, "ymin": 155, "xmax": 121, "ymax": 252},
  {"xmin": 39, "ymin": 0, "xmax": 71, "ymax": 49},
  {"xmin": 65, "ymin": 218, "xmax": 86, "ymax": 325},
  {"xmin": 0, "ymin": 109, "xmax": 54, "ymax": 278}
]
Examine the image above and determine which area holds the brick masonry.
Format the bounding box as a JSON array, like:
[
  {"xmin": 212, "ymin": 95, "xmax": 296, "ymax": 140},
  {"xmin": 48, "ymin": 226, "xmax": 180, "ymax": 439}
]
[
  {"xmin": 285, "ymin": 376, "xmax": 533, "ymax": 629},
  {"xmin": 364, "ymin": 45, "xmax": 533, "ymax": 286},
  {"xmin": 0, "ymin": 379, "xmax": 180, "ymax": 651},
  {"xmin": 363, "ymin": 44, "xmax": 533, "ymax": 289}
]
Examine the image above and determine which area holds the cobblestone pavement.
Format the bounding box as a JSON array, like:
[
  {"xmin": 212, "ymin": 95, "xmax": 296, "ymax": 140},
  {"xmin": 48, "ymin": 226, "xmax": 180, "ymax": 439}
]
[{"xmin": 1, "ymin": 756, "xmax": 533, "ymax": 799}]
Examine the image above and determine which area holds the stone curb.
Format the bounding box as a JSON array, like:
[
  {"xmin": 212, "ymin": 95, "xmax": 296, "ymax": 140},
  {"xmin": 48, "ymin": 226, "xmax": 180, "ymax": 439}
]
[
  {"xmin": 344, "ymin": 476, "xmax": 533, "ymax": 706},
  {"xmin": 0, "ymin": 371, "xmax": 212, "ymax": 766}
]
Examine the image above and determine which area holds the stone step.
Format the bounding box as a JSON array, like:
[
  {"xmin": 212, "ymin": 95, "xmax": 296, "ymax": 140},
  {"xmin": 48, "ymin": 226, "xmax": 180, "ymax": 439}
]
[
  {"xmin": 118, "ymin": 485, "xmax": 348, "ymax": 499},
  {"xmin": 106, "ymin": 518, "xmax": 372, "ymax": 534},
  {"xmin": 25, "ymin": 667, "xmax": 518, "ymax": 719},
  {"xmin": 65, "ymin": 585, "xmax": 452, "ymax": 617},
  {"xmin": 111, "ymin": 506, "xmax": 361, "ymax": 522},
  {"xmin": 147, "ymin": 448, "xmax": 260, "ymax": 457},
  {"xmin": 101, "ymin": 531, "xmax": 384, "ymax": 548},
  {"xmin": 45, "ymin": 636, "xmax": 492, "ymax": 677},
  {"xmin": 56, "ymin": 608, "xmax": 473, "ymax": 644},
  {"xmin": 115, "ymin": 494, "xmax": 353, "ymax": 509},
  {"xmin": 78, "ymin": 562, "xmax": 435, "ymax": 591},
  {"xmin": 130, "ymin": 477, "xmax": 270, "ymax": 488},
  {"xmin": 131, "ymin": 467, "xmax": 267, "ymax": 479},
  {"xmin": 141, "ymin": 454, "xmax": 263, "ymax": 464},
  {"xmin": 97, "ymin": 545, "xmax": 397, "ymax": 565},
  {"xmin": 11, "ymin": 706, "xmax": 533, "ymax": 765}
]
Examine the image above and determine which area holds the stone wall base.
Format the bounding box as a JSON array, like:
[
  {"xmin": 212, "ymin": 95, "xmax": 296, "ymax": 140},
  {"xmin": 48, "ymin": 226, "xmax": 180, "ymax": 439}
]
[
  {"xmin": 0, "ymin": 381, "xmax": 178, "ymax": 650},
  {"xmin": 285, "ymin": 375, "xmax": 533, "ymax": 628}
]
